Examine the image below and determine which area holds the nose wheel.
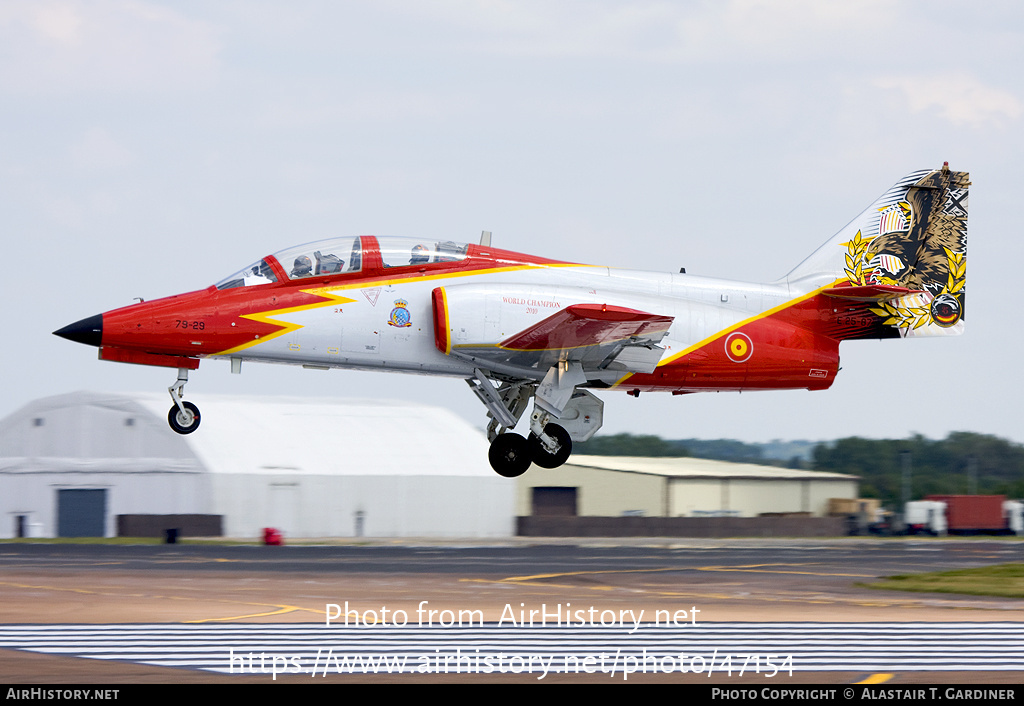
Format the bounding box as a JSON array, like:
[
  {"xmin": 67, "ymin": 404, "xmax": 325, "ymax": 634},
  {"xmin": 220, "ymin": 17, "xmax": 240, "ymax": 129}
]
[
  {"xmin": 168, "ymin": 401, "xmax": 201, "ymax": 434},
  {"xmin": 167, "ymin": 367, "xmax": 201, "ymax": 435}
]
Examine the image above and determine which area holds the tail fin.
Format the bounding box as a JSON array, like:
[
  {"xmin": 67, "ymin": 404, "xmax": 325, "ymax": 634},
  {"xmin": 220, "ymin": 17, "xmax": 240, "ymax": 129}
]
[{"xmin": 786, "ymin": 164, "xmax": 969, "ymax": 337}]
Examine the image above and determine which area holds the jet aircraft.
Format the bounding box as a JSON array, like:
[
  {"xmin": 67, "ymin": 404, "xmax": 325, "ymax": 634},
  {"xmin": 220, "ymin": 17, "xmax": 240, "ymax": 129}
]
[{"xmin": 55, "ymin": 165, "xmax": 969, "ymax": 477}]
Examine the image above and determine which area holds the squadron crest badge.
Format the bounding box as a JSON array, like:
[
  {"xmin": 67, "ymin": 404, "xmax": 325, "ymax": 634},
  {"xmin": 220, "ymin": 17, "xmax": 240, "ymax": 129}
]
[{"xmin": 388, "ymin": 299, "xmax": 412, "ymax": 327}]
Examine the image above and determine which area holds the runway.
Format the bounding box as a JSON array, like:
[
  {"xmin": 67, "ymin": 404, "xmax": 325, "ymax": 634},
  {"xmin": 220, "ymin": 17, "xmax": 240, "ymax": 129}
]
[{"xmin": 2, "ymin": 539, "xmax": 1023, "ymax": 683}]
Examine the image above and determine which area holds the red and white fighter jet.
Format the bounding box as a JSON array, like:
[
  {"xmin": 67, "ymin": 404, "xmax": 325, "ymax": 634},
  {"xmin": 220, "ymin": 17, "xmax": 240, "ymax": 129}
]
[{"xmin": 55, "ymin": 165, "xmax": 969, "ymax": 477}]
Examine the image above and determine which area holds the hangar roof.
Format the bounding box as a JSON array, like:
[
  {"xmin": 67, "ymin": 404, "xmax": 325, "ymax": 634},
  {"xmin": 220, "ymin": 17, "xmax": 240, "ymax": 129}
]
[
  {"xmin": 564, "ymin": 455, "xmax": 858, "ymax": 481},
  {"xmin": 0, "ymin": 391, "xmax": 491, "ymax": 477}
]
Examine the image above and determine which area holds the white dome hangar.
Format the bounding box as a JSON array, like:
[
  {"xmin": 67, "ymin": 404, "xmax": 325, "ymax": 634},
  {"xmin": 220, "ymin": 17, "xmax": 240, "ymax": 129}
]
[{"xmin": 0, "ymin": 391, "xmax": 512, "ymax": 539}]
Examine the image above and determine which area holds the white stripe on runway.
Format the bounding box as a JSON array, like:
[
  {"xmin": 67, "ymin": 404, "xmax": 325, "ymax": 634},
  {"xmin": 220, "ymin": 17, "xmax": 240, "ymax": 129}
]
[{"xmin": 3, "ymin": 623, "xmax": 1023, "ymax": 675}]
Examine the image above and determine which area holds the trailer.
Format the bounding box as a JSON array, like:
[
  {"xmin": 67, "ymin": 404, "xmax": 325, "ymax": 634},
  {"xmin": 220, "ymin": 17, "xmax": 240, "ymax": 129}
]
[{"xmin": 923, "ymin": 495, "xmax": 1020, "ymax": 535}]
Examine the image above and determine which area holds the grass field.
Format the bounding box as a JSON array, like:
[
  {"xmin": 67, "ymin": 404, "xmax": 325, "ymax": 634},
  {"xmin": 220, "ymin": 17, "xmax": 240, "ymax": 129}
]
[{"xmin": 864, "ymin": 563, "xmax": 1024, "ymax": 598}]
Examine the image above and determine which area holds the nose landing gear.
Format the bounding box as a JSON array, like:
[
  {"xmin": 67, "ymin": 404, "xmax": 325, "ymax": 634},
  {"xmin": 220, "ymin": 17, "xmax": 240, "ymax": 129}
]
[
  {"xmin": 168, "ymin": 401, "xmax": 201, "ymax": 434},
  {"xmin": 167, "ymin": 367, "xmax": 201, "ymax": 434}
]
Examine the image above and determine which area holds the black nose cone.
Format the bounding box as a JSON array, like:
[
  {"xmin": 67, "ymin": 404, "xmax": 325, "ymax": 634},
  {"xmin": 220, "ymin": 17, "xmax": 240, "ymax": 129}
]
[{"xmin": 54, "ymin": 314, "xmax": 103, "ymax": 347}]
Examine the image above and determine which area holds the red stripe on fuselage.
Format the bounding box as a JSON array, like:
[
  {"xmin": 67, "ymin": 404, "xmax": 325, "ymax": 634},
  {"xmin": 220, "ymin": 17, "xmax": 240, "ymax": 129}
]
[
  {"xmin": 100, "ymin": 285, "xmax": 333, "ymax": 358},
  {"xmin": 623, "ymin": 292, "xmax": 846, "ymax": 393}
]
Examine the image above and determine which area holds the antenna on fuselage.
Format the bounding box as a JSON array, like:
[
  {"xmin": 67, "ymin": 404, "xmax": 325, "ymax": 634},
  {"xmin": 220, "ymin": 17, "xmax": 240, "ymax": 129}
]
[{"xmin": 479, "ymin": 230, "xmax": 492, "ymax": 247}]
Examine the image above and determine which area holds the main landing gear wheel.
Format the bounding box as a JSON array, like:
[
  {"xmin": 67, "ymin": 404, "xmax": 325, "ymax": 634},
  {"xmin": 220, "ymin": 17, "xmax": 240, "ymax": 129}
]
[
  {"xmin": 488, "ymin": 433, "xmax": 532, "ymax": 478},
  {"xmin": 529, "ymin": 423, "xmax": 572, "ymax": 469},
  {"xmin": 168, "ymin": 401, "xmax": 201, "ymax": 435}
]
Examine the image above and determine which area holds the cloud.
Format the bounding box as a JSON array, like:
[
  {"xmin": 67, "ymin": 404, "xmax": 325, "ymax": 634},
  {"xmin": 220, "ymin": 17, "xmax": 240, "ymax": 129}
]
[
  {"xmin": 379, "ymin": 0, "xmax": 893, "ymax": 63},
  {"xmin": 0, "ymin": 0, "xmax": 221, "ymax": 93},
  {"xmin": 29, "ymin": 2, "xmax": 83, "ymax": 44},
  {"xmin": 874, "ymin": 73, "xmax": 1023, "ymax": 128}
]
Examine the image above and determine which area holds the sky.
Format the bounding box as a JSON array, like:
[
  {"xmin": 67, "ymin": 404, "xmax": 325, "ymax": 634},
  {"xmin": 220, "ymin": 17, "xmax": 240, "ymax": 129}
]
[{"xmin": 2, "ymin": 1, "xmax": 1022, "ymax": 445}]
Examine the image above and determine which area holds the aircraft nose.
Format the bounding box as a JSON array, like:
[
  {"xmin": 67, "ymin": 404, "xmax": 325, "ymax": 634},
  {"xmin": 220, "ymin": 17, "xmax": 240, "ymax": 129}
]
[{"xmin": 53, "ymin": 314, "xmax": 103, "ymax": 347}]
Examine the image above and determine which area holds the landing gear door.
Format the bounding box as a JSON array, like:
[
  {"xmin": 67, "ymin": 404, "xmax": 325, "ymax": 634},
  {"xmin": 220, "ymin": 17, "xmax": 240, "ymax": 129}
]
[{"xmin": 554, "ymin": 390, "xmax": 604, "ymax": 442}]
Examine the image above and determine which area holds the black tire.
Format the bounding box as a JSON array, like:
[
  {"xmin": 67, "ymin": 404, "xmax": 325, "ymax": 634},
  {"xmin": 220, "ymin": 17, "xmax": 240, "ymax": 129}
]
[
  {"xmin": 168, "ymin": 401, "xmax": 201, "ymax": 435},
  {"xmin": 488, "ymin": 433, "xmax": 532, "ymax": 478},
  {"xmin": 529, "ymin": 423, "xmax": 572, "ymax": 469}
]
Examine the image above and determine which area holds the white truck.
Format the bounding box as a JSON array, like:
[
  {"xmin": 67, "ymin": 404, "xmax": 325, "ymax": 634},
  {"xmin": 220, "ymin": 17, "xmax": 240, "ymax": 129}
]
[{"xmin": 904, "ymin": 500, "xmax": 948, "ymax": 536}]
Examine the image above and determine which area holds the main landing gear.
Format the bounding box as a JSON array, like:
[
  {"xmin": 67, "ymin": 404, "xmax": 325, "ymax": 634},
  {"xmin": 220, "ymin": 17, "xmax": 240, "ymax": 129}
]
[
  {"xmin": 468, "ymin": 368, "xmax": 603, "ymax": 478},
  {"xmin": 167, "ymin": 367, "xmax": 201, "ymax": 434},
  {"xmin": 486, "ymin": 426, "xmax": 572, "ymax": 478}
]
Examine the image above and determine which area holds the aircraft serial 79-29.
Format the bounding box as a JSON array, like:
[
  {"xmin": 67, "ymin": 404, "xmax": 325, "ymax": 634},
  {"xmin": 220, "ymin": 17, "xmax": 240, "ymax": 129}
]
[{"xmin": 55, "ymin": 165, "xmax": 969, "ymax": 477}]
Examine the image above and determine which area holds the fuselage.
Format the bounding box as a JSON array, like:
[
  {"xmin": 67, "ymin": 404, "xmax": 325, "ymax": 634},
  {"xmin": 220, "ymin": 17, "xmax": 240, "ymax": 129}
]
[{"xmin": 67, "ymin": 235, "xmax": 841, "ymax": 394}]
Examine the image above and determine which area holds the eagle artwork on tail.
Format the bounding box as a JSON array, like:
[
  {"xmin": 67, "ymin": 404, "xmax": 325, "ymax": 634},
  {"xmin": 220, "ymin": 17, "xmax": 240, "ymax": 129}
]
[{"xmin": 839, "ymin": 165, "xmax": 969, "ymax": 335}]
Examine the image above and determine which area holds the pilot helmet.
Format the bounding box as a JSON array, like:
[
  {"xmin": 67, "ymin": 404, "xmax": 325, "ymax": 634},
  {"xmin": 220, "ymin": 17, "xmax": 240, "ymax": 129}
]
[
  {"xmin": 410, "ymin": 244, "xmax": 430, "ymax": 265},
  {"xmin": 292, "ymin": 255, "xmax": 312, "ymax": 277}
]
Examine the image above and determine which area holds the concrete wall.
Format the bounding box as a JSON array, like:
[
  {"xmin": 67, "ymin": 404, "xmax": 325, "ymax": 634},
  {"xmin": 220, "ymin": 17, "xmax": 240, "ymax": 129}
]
[
  {"xmin": 517, "ymin": 515, "xmax": 848, "ymax": 537},
  {"xmin": 117, "ymin": 514, "xmax": 223, "ymax": 537}
]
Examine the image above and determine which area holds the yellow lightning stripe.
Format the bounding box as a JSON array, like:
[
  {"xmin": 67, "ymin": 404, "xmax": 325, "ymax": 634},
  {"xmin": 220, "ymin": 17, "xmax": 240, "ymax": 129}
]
[
  {"xmin": 214, "ymin": 287, "xmax": 358, "ymax": 356},
  {"xmin": 324, "ymin": 261, "xmax": 591, "ymax": 292},
  {"xmin": 611, "ymin": 278, "xmax": 846, "ymax": 388},
  {"xmin": 215, "ymin": 263, "xmax": 594, "ymax": 357}
]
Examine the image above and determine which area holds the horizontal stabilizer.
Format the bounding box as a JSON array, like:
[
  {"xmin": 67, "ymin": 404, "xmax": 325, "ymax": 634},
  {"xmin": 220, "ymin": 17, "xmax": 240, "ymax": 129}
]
[{"xmin": 822, "ymin": 284, "xmax": 924, "ymax": 302}]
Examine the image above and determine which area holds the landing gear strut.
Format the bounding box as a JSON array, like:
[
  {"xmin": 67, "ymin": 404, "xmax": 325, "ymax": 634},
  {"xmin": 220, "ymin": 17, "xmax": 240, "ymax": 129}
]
[{"xmin": 167, "ymin": 367, "xmax": 201, "ymax": 434}]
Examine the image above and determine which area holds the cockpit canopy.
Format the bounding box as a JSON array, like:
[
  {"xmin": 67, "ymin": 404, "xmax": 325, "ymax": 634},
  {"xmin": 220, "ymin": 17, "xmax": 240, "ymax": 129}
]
[
  {"xmin": 273, "ymin": 236, "xmax": 364, "ymax": 280},
  {"xmin": 214, "ymin": 257, "xmax": 280, "ymax": 290},
  {"xmin": 214, "ymin": 236, "xmax": 470, "ymax": 290},
  {"xmin": 377, "ymin": 236, "xmax": 468, "ymax": 268}
]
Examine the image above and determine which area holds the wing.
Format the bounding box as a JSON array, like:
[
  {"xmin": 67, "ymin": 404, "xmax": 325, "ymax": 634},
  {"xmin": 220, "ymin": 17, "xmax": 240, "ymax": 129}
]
[
  {"xmin": 433, "ymin": 285, "xmax": 673, "ymax": 379},
  {"xmin": 497, "ymin": 303, "xmax": 673, "ymax": 373}
]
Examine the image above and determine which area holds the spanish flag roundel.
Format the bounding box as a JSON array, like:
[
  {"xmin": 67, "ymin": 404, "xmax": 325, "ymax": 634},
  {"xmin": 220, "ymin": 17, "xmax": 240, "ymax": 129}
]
[{"xmin": 725, "ymin": 332, "xmax": 753, "ymax": 363}]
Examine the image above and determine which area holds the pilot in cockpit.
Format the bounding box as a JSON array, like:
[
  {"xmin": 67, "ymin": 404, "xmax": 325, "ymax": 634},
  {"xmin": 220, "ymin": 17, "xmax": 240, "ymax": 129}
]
[
  {"xmin": 291, "ymin": 255, "xmax": 313, "ymax": 278},
  {"xmin": 410, "ymin": 244, "xmax": 430, "ymax": 266}
]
